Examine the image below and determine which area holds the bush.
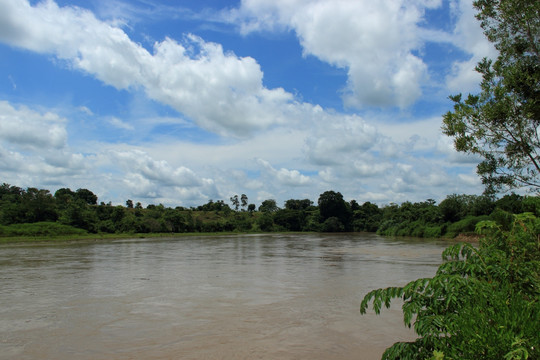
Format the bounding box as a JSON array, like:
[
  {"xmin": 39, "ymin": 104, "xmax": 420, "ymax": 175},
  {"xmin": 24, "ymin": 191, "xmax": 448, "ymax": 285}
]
[
  {"xmin": 423, "ymin": 225, "xmax": 442, "ymax": 238},
  {"xmin": 0, "ymin": 222, "xmax": 87, "ymax": 237},
  {"xmin": 489, "ymin": 208, "xmax": 514, "ymax": 230},
  {"xmin": 410, "ymin": 224, "xmax": 425, "ymax": 238},
  {"xmin": 445, "ymin": 215, "xmax": 489, "ymax": 238},
  {"xmin": 256, "ymin": 214, "xmax": 274, "ymax": 232},
  {"xmin": 361, "ymin": 213, "xmax": 540, "ymax": 359},
  {"xmin": 321, "ymin": 217, "xmax": 345, "ymax": 232},
  {"xmin": 522, "ymin": 196, "xmax": 540, "ymax": 216}
]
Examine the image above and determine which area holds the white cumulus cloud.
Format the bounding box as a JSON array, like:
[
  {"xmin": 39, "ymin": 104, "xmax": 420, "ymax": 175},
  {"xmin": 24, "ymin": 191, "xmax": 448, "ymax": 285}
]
[
  {"xmin": 0, "ymin": 100, "xmax": 67, "ymax": 150},
  {"xmin": 0, "ymin": 0, "xmax": 295, "ymax": 137},
  {"xmin": 257, "ymin": 158, "xmax": 311, "ymax": 186},
  {"xmin": 228, "ymin": 0, "xmax": 442, "ymax": 108},
  {"xmin": 110, "ymin": 149, "xmax": 204, "ymax": 188}
]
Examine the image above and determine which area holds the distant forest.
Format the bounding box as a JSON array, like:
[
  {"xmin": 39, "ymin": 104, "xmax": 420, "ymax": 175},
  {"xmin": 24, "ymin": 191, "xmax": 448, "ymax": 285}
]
[{"xmin": 0, "ymin": 182, "xmax": 538, "ymax": 238}]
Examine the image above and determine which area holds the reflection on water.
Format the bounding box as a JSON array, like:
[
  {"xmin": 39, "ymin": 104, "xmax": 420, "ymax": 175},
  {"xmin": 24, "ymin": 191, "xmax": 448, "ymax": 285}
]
[{"xmin": 0, "ymin": 233, "xmax": 449, "ymax": 359}]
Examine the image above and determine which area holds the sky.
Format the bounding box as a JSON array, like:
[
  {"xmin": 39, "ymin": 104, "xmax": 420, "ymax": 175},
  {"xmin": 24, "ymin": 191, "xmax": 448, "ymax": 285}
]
[{"xmin": 0, "ymin": 0, "xmax": 498, "ymax": 208}]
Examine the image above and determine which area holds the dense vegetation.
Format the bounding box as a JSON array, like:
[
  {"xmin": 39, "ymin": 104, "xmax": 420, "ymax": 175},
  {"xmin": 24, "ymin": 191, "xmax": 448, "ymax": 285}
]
[
  {"xmin": 0, "ymin": 183, "xmax": 538, "ymax": 239},
  {"xmin": 361, "ymin": 213, "xmax": 539, "ymax": 359}
]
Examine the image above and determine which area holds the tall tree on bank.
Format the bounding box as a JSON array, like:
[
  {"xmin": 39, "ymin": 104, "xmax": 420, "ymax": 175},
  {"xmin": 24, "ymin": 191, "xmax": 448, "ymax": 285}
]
[{"xmin": 442, "ymin": 0, "xmax": 540, "ymax": 194}]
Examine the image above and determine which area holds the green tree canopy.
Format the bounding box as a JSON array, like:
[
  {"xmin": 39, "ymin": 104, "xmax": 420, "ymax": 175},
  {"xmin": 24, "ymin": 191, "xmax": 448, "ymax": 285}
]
[
  {"xmin": 258, "ymin": 199, "xmax": 279, "ymax": 213},
  {"xmin": 284, "ymin": 199, "xmax": 313, "ymax": 210},
  {"xmin": 75, "ymin": 188, "xmax": 98, "ymax": 205},
  {"xmin": 318, "ymin": 191, "xmax": 352, "ymax": 230},
  {"xmin": 442, "ymin": 0, "xmax": 540, "ymax": 194}
]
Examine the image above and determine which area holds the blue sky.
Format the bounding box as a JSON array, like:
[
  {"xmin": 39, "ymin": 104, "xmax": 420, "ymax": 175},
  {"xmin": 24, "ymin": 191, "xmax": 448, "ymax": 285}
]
[{"xmin": 0, "ymin": 0, "xmax": 497, "ymax": 208}]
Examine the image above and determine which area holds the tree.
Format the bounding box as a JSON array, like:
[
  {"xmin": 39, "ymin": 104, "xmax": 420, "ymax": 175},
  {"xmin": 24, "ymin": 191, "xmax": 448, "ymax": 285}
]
[
  {"xmin": 256, "ymin": 213, "xmax": 274, "ymax": 231},
  {"xmin": 318, "ymin": 191, "xmax": 352, "ymax": 230},
  {"xmin": 126, "ymin": 199, "xmax": 134, "ymax": 208},
  {"xmin": 352, "ymin": 201, "xmax": 382, "ymax": 232},
  {"xmin": 54, "ymin": 188, "xmax": 75, "ymax": 206},
  {"xmin": 75, "ymin": 188, "xmax": 98, "ymax": 205},
  {"xmin": 349, "ymin": 199, "xmax": 361, "ymax": 211},
  {"xmin": 442, "ymin": 0, "xmax": 540, "ymax": 194},
  {"xmin": 22, "ymin": 188, "xmax": 58, "ymax": 223},
  {"xmin": 496, "ymin": 192, "xmax": 524, "ymax": 213},
  {"xmin": 59, "ymin": 198, "xmax": 98, "ymax": 232},
  {"xmin": 259, "ymin": 199, "xmax": 279, "ymax": 213},
  {"xmin": 240, "ymin": 194, "xmax": 248, "ymax": 210},
  {"xmin": 230, "ymin": 195, "xmax": 239, "ymax": 211},
  {"xmin": 321, "ymin": 216, "xmax": 345, "ymax": 232},
  {"xmin": 284, "ymin": 199, "xmax": 313, "ymax": 210},
  {"xmin": 273, "ymin": 209, "xmax": 305, "ymax": 231}
]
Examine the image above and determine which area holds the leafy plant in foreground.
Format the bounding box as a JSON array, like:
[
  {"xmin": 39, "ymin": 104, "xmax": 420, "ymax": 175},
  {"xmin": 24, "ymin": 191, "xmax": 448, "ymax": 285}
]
[{"xmin": 360, "ymin": 213, "xmax": 540, "ymax": 359}]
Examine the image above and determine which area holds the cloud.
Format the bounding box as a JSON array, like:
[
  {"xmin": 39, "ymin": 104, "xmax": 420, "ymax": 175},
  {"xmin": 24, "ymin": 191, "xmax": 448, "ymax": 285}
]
[
  {"xmin": 0, "ymin": 100, "xmax": 96, "ymax": 190},
  {"xmin": 436, "ymin": 135, "xmax": 481, "ymax": 164},
  {"xmin": 351, "ymin": 159, "xmax": 392, "ymax": 177},
  {"xmin": 110, "ymin": 149, "xmax": 204, "ymax": 187},
  {"xmin": 0, "ymin": 100, "xmax": 67, "ymax": 149},
  {"xmin": 0, "ymin": 0, "xmax": 295, "ymax": 137},
  {"xmin": 445, "ymin": 0, "xmax": 497, "ymax": 92},
  {"xmin": 78, "ymin": 106, "xmax": 94, "ymax": 115},
  {"xmin": 108, "ymin": 117, "xmax": 134, "ymax": 130},
  {"xmin": 305, "ymin": 113, "xmax": 379, "ymax": 165},
  {"xmin": 228, "ymin": 0, "xmax": 442, "ymax": 108},
  {"xmin": 0, "ymin": 1, "xmax": 488, "ymax": 207},
  {"xmin": 257, "ymin": 158, "xmax": 311, "ymax": 186},
  {"xmin": 98, "ymin": 149, "xmax": 221, "ymax": 204},
  {"xmin": 8, "ymin": 75, "xmax": 16, "ymax": 89}
]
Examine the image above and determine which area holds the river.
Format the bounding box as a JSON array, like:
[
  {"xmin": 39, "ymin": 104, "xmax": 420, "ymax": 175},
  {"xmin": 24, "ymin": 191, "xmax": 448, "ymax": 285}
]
[{"xmin": 0, "ymin": 233, "xmax": 451, "ymax": 359}]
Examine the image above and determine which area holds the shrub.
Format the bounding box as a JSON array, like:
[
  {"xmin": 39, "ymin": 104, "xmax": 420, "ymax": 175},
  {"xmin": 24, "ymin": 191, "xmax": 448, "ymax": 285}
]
[
  {"xmin": 321, "ymin": 217, "xmax": 345, "ymax": 232},
  {"xmin": 445, "ymin": 215, "xmax": 489, "ymax": 238},
  {"xmin": 361, "ymin": 213, "xmax": 540, "ymax": 359},
  {"xmin": 256, "ymin": 214, "xmax": 274, "ymax": 232},
  {"xmin": 0, "ymin": 222, "xmax": 87, "ymax": 237},
  {"xmin": 489, "ymin": 208, "xmax": 514, "ymax": 230},
  {"xmin": 423, "ymin": 225, "xmax": 442, "ymax": 238}
]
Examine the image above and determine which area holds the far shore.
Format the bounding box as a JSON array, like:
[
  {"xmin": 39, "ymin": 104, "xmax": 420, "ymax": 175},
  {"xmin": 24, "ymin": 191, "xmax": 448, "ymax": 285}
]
[{"xmin": 0, "ymin": 231, "xmax": 476, "ymax": 245}]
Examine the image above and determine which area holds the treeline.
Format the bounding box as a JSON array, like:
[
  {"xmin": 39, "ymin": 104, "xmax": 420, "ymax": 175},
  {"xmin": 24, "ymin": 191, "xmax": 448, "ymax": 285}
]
[{"xmin": 0, "ymin": 183, "xmax": 538, "ymax": 238}]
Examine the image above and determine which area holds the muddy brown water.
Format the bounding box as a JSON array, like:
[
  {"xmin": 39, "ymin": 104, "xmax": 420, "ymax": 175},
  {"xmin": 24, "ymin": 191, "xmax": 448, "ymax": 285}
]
[{"xmin": 0, "ymin": 233, "xmax": 451, "ymax": 359}]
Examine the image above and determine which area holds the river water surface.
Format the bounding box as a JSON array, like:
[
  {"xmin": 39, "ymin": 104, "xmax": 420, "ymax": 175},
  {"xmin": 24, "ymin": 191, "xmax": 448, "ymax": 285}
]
[{"xmin": 0, "ymin": 233, "xmax": 451, "ymax": 359}]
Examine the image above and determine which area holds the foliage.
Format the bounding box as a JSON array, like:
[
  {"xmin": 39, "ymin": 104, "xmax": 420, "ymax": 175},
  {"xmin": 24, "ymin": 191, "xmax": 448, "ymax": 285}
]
[
  {"xmin": 256, "ymin": 213, "xmax": 274, "ymax": 232},
  {"xmin": 442, "ymin": 0, "xmax": 540, "ymax": 194},
  {"xmin": 273, "ymin": 209, "xmax": 306, "ymax": 231},
  {"xmin": 230, "ymin": 194, "xmax": 240, "ymax": 211},
  {"xmin": 1, "ymin": 181, "xmax": 537, "ymax": 238},
  {"xmin": 0, "ymin": 222, "xmax": 87, "ymax": 237},
  {"xmin": 496, "ymin": 193, "xmax": 525, "ymax": 214},
  {"xmin": 361, "ymin": 213, "xmax": 540, "ymax": 359},
  {"xmin": 352, "ymin": 201, "xmax": 383, "ymax": 232},
  {"xmin": 74, "ymin": 188, "xmax": 98, "ymax": 205},
  {"xmin": 321, "ymin": 216, "xmax": 345, "ymax": 232},
  {"xmin": 523, "ymin": 195, "xmax": 540, "ymax": 216},
  {"xmin": 258, "ymin": 199, "xmax": 279, "ymax": 213},
  {"xmin": 377, "ymin": 200, "xmax": 444, "ymax": 238},
  {"xmin": 285, "ymin": 199, "xmax": 314, "ymax": 210},
  {"xmin": 444, "ymin": 215, "xmax": 490, "ymax": 238},
  {"xmin": 318, "ymin": 191, "xmax": 352, "ymax": 230},
  {"xmin": 439, "ymin": 194, "xmax": 494, "ymax": 222}
]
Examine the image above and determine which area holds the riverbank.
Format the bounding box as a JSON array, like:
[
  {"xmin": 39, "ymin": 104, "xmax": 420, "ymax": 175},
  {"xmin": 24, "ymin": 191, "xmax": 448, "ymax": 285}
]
[
  {"xmin": 0, "ymin": 231, "xmax": 250, "ymax": 244},
  {"xmin": 0, "ymin": 230, "xmax": 470, "ymax": 245}
]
